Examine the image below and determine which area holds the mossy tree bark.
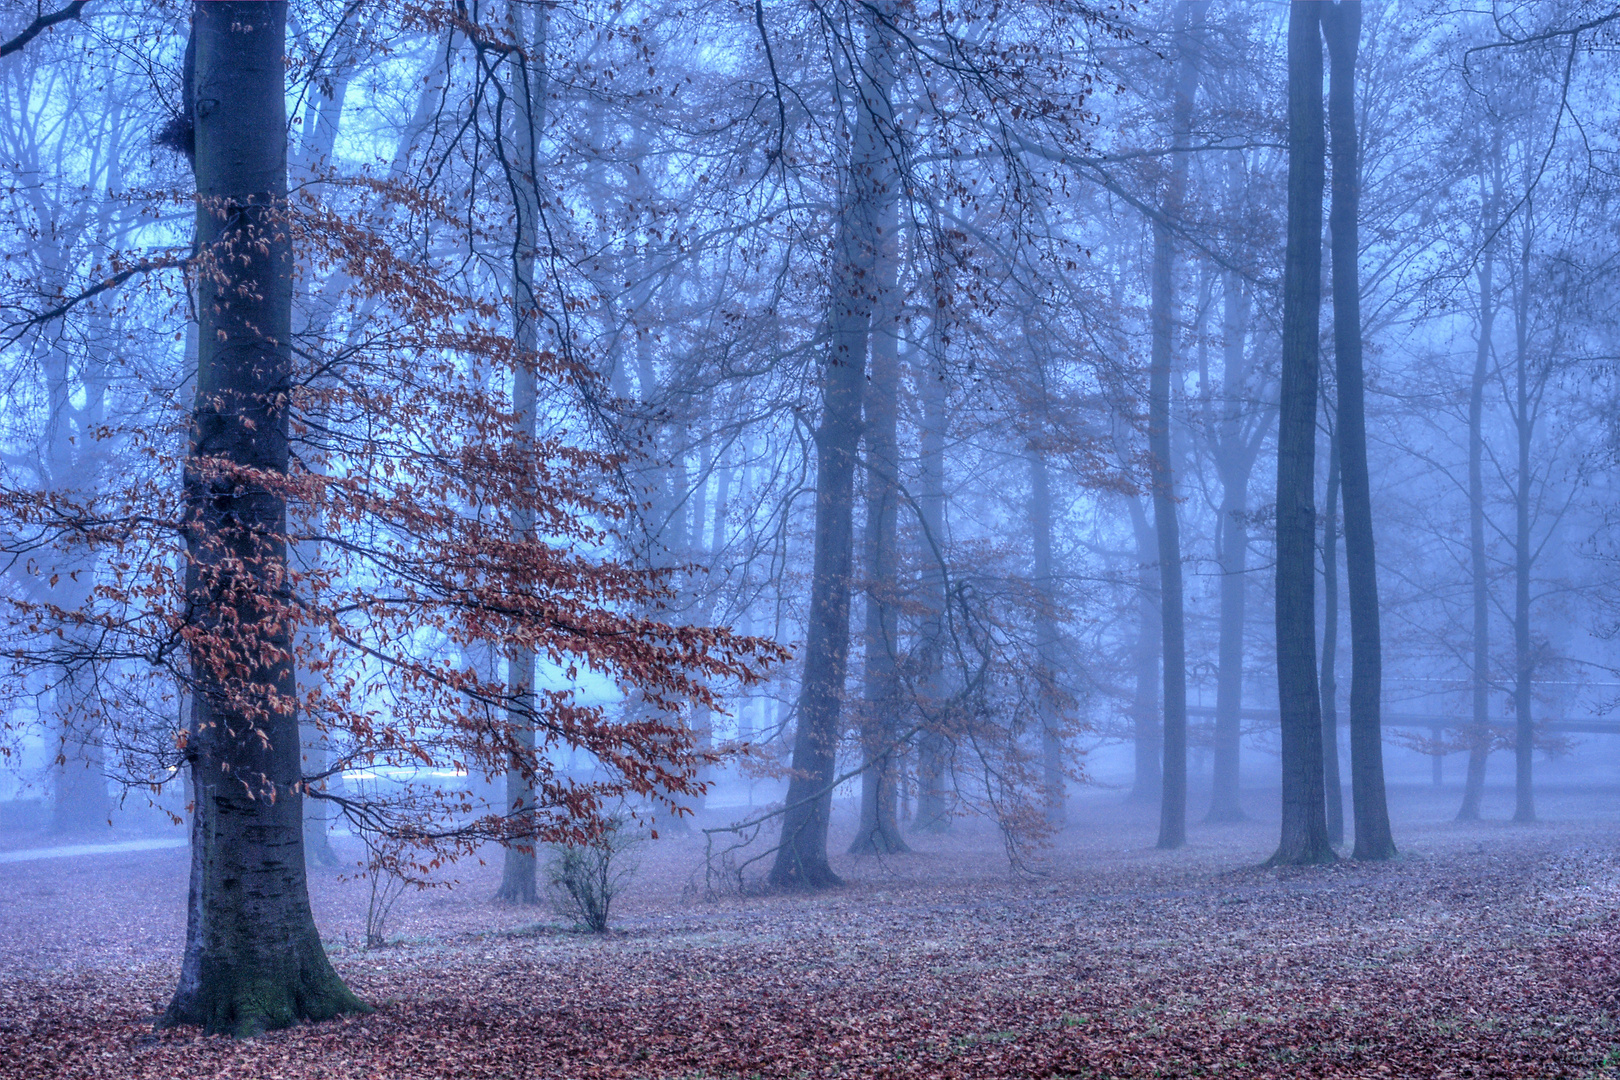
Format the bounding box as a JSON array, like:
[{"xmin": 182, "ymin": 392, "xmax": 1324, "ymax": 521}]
[{"xmin": 162, "ymin": 1, "xmax": 367, "ymax": 1035}]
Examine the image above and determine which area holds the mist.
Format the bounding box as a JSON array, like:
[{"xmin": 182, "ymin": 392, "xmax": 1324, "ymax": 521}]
[{"xmin": 4, "ymin": 1, "xmax": 1620, "ymax": 1075}]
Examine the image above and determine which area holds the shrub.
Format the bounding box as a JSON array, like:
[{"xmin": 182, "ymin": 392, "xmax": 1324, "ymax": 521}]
[{"xmin": 545, "ymin": 815, "xmax": 642, "ymax": 933}]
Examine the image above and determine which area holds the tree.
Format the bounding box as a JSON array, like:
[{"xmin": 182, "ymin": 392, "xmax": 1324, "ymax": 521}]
[
  {"xmin": 848, "ymin": 189, "xmax": 909, "ymax": 856},
  {"xmin": 1456, "ymin": 117, "xmax": 1501, "ymax": 823},
  {"xmin": 161, "ymin": 0, "xmax": 366, "ymax": 1034},
  {"xmin": 1322, "ymin": 0, "xmax": 1394, "ymax": 860},
  {"xmin": 769, "ymin": 2, "xmax": 898, "ymax": 889},
  {"xmin": 1148, "ymin": 0, "xmax": 1206, "ymax": 851},
  {"xmin": 493, "ymin": 0, "xmax": 550, "ymax": 906},
  {"xmin": 1270, "ymin": 0, "xmax": 1334, "ymax": 867}
]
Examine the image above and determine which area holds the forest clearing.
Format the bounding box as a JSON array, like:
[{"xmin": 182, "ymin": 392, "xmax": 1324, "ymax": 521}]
[{"xmin": 7, "ymin": 784, "xmax": 1620, "ymax": 1079}]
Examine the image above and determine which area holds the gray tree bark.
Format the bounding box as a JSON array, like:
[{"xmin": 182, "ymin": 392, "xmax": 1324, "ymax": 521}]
[
  {"xmin": 770, "ymin": 6, "xmax": 897, "ymax": 888},
  {"xmin": 913, "ymin": 307, "xmax": 952, "ymax": 833},
  {"xmin": 1128, "ymin": 497, "xmax": 1162, "ymax": 803},
  {"xmin": 1206, "ymin": 270, "xmax": 1267, "ymax": 824},
  {"xmin": 1320, "ymin": 433, "xmax": 1345, "ymax": 845},
  {"xmin": 162, "ymin": 1, "xmax": 365, "ymax": 1034},
  {"xmin": 1149, "ymin": 0, "xmax": 1205, "ymax": 850},
  {"xmin": 1511, "ymin": 210, "xmax": 1536, "ymax": 824},
  {"xmin": 1027, "ymin": 444, "xmax": 1066, "ymax": 826},
  {"xmin": 1269, "ymin": 0, "xmax": 1335, "ymax": 866},
  {"xmin": 1457, "ymin": 121, "xmax": 1500, "ymax": 822},
  {"xmin": 1323, "ymin": 0, "xmax": 1394, "ymax": 860},
  {"xmin": 494, "ymin": 0, "xmax": 549, "ymax": 904},
  {"xmin": 850, "ymin": 195, "xmax": 909, "ymax": 856}
]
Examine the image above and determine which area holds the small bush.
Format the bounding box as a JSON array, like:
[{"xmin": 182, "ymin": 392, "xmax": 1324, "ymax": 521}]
[{"xmin": 545, "ymin": 815, "xmax": 642, "ymax": 933}]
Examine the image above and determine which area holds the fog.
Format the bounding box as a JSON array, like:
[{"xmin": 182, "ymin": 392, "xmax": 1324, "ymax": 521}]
[{"xmin": 4, "ymin": 0, "xmax": 1620, "ymax": 1073}]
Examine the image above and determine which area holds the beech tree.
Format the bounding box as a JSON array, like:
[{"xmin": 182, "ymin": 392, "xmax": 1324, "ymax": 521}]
[
  {"xmin": 1322, "ymin": 0, "xmax": 1394, "ymax": 860},
  {"xmin": 1270, "ymin": 0, "xmax": 1333, "ymax": 866}
]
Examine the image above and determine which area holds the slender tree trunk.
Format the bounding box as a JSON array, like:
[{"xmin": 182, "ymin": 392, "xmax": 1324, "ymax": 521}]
[
  {"xmin": 770, "ymin": 8, "xmax": 896, "ymax": 888},
  {"xmin": 1128, "ymin": 497, "xmax": 1162, "ymax": 803},
  {"xmin": 1458, "ymin": 144, "xmax": 1497, "ymax": 820},
  {"xmin": 292, "ymin": 74, "xmax": 352, "ymax": 868},
  {"xmin": 1207, "ymin": 273, "xmax": 1254, "ymax": 823},
  {"xmin": 850, "ymin": 195, "xmax": 909, "ymax": 856},
  {"xmin": 494, "ymin": 0, "xmax": 549, "ymax": 903},
  {"xmin": 1269, "ymin": 0, "xmax": 1334, "ymax": 866},
  {"xmin": 163, "ymin": 2, "xmax": 365, "ymax": 1034},
  {"xmin": 1149, "ymin": 0, "xmax": 1204, "ymax": 851},
  {"xmin": 1323, "ymin": 0, "xmax": 1393, "ymax": 861},
  {"xmin": 690, "ymin": 446, "xmax": 732, "ymax": 818},
  {"xmin": 913, "ymin": 306, "xmax": 952, "ymax": 833},
  {"xmin": 1512, "ymin": 225, "xmax": 1535, "ymax": 824},
  {"xmin": 1320, "ymin": 433, "xmax": 1344, "ymax": 845},
  {"xmin": 51, "ymin": 665, "xmax": 108, "ymax": 834},
  {"xmin": 1028, "ymin": 445, "xmax": 1067, "ymax": 826}
]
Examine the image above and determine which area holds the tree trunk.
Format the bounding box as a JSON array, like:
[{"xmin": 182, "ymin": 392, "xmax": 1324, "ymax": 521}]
[
  {"xmin": 1269, "ymin": 0, "xmax": 1335, "ymax": 866},
  {"xmin": 51, "ymin": 650, "xmax": 109, "ymax": 835},
  {"xmin": 913, "ymin": 305, "xmax": 952, "ymax": 833},
  {"xmin": 1027, "ymin": 445, "xmax": 1066, "ymax": 826},
  {"xmin": 1320, "ymin": 433, "xmax": 1345, "ymax": 845},
  {"xmin": 1323, "ymin": 0, "xmax": 1393, "ymax": 861},
  {"xmin": 850, "ymin": 196, "xmax": 908, "ymax": 856},
  {"xmin": 1207, "ymin": 274, "xmax": 1254, "ymax": 825},
  {"xmin": 1457, "ymin": 127, "xmax": 1499, "ymax": 821},
  {"xmin": 770, "ymin": 8, "xmax": 896, "ymax": 888},
  {"xmin": 1128, "ymin": 497, "xmax": 1162, "ymax": 803},
  {"xmin": 162, "ymin": 1, "xmax": 366, "ymax": 1034},
  {"xmin": 495, "ymin": 0, "xmax": 549, "ymax": 904},
  {"xmin": 1149, "ymin": 0, "xmax": 1204, "ymax": 851},
  {"xmin": 1511, "ymin": 219, "xmax": 1535, "ymax": 824}
]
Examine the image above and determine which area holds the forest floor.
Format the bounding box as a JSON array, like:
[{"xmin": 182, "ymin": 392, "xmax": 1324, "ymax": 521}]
[{"xmin": 6, "ymin": 782, "xmax": 1620, "ymax": 1078}]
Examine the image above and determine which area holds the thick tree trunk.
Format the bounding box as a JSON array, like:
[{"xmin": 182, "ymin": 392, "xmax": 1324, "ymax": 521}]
[
  {"xmin": 1128, "ymin": 498, "xmax": 1162, "ymax": 803},
  {"xmin": 850, "ymin": 198, "xmax": 908, "ymax": 856},
  {"xmin": 1027, "ymin": 446, "xmax": 1066, "ymax": 826},
  {"xmin": 1269, "ymin": 0, "xmax": 1335, "ymax": 866},
  {"xmin": 771, "ymin": 8, "xmax": 896, "ymax": 888},
  {"xmin": 1458, "ymin": 138, "xmax": 1498, "ymax": 821},
  {"xmin": 163, "ymin": 2, "xmax": 365, "ymax": 1035},
  {"xmin": 1323, "ymin": 0, "xmax": 1393, "ymax": 861},
  {"xmin": 495, "ymin": 0, "xmax": 549, "ymax": 904},
  {"xmin": 1320, "ymin": 435, "xmax": 1345, "ymax": 846},
  {"xmin": 1149, "ymin": 0, "xmax": 1204, "ymax": 851}
]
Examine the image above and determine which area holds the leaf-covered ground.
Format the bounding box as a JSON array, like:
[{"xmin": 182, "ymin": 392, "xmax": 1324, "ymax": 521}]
[{"xmin": 6, "ymin": 784, "xmax": 1620, "ymax": 1078}]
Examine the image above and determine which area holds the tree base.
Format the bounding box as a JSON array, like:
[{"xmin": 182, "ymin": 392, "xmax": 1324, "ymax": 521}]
[
  {"xmin": 1352, "ymin": 841, "xmax": 1398, "ymax": 861},
  {"xmin": 767, "ymin": 859, "xmax": 844, "ymax": 891},
  {"xmin": 161, "ymin": 939, "xmax": 368, "ymax": 1038},
  {"xmin": 1265, "ymin": 846, "xmax": 1337, "ymax": 867},
  {"xmin": 847, "ymin": 825, "xmax": 910, "ymax": 856},
  {"xmin": 1204, "ymin": 807, "xmax": 1248, "ymax": 824},
  {"xmin": 493, "ymin": 848, "xmax": 540, "ymax": 904}
]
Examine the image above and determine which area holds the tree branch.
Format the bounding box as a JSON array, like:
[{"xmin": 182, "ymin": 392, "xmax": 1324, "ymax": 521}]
[{"xmin": 0, "ymin": 1, "xmax": 89, "ymax": 59}]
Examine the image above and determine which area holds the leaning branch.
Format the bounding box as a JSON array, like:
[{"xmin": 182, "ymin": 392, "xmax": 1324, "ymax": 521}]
[
  {"xmin": 0, "ymin": 1, "xmax": 89, "ymax": 59},
  {"xmin": 2, "ymin": 254, "xmax": 189, "ymax": 350}
]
